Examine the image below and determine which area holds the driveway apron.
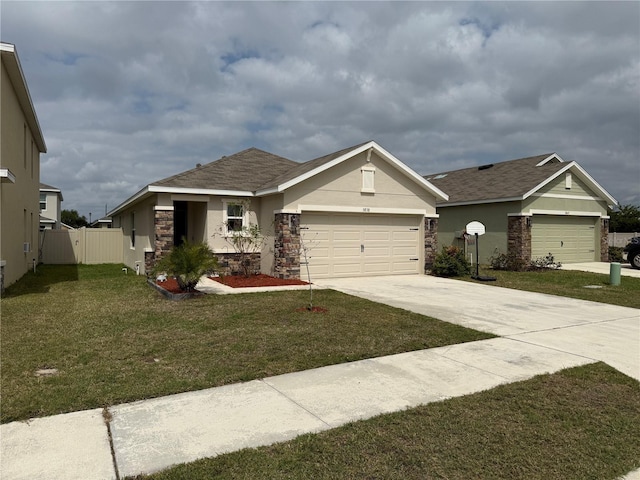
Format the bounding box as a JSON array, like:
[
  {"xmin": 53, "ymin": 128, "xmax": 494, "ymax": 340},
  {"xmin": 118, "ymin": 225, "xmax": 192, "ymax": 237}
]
[{"xmin": 315, "ymin": 275, "xmax": 640, "ymax": 381}]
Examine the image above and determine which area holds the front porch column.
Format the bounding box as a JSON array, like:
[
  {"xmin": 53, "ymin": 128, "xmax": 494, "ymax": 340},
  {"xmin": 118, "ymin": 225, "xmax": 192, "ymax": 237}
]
[
  {"xmin": 424, "ymin": 217, "xmax": 438, "ymax": 272},
  {"xmin": 600, "ymin": 218, "xmax": 609, "ymax": 261},
  {"xmin": 274, "ymin": 213, "xmax": 300, "ymax": 279},
  {"xmin": 507, "ymin": 215, "xmax": 531, "ymax": 263},
  {"xmin": 152, "ymin": 208, "xmax": 174, "ymax": 273}
]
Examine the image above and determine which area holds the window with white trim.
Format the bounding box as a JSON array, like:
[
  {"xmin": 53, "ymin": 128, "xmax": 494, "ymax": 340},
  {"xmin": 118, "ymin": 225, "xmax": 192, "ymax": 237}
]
[
  {"xmin": 39, "ymin": 193, "xmax": 47, "ymax": 211},
  {"xmin": 361, "ymin": 166, "xmax": 376, "ymax": 193},
  {"xmin": 223, "ymin": 201, "xmax": 247, "ymax": 235}
]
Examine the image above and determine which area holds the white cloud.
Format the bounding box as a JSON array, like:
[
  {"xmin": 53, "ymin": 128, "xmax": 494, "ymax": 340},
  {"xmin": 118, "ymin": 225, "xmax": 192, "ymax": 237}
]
[{"xmin": 1, "ymin": 1, "xmax": 638, "ymax": 217}]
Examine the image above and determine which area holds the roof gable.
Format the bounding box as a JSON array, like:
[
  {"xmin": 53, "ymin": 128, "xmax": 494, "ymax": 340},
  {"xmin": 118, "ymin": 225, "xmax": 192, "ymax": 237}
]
[
  {"xmin": 257, "ymin": 140, "xmax": 448, "ymax": 201},
  {"xmin": 425, "ymin": 153, "xmax": 616, "ymax": 207}
]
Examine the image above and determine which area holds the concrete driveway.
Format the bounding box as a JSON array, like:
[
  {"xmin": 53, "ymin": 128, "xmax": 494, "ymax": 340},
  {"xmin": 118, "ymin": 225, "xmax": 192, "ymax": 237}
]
[
  {"xmin": 559, "ymin": 261, "xmax": 640, "ymax": 278},
  {"xmin": 314, "ymin": 275, "xmax": 640, "ymax": 381}
]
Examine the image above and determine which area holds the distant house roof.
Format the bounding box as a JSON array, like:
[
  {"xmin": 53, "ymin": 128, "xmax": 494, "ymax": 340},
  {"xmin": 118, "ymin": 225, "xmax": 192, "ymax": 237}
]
[
  {"xmin": 109, "ymin": 141, "xmax": 447, "ymax": 216},
  {"xmin": 40, "ymin": 183, "xmax": 63, "ymax": 201},
  {"xmin": 424, "ymin": 153, "xmax": 617, "ymax": 207},
  {"xmin": 1, "ymin": 43, "xmax": 46, "ymax": 153}
]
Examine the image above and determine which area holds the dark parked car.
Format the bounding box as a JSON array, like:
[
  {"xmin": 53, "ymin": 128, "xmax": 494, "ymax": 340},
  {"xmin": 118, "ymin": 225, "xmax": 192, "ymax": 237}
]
[{"xmin": 622, "ymin": 236, "xmax": 640, "ymax": 269}]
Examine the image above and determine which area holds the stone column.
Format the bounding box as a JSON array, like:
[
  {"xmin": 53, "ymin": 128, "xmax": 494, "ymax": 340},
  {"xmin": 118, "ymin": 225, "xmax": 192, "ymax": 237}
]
[
  {"xmin": 274, "ymin": 213, "xmax": 300, "ymax": 279},
  {"xmin": 507, "ymin": 216, "xmax": 531, "ymax": 263},
  {"xmin": 600, "ymin": 218, "xmax": 609, "ymax": 262},
  {"xmin": 153, "ymin": 208, "xmax": 174, "ymax": 272},
  {"xmin": 424, "ymin": 217, "xmax": 438, "ymax": 272}
]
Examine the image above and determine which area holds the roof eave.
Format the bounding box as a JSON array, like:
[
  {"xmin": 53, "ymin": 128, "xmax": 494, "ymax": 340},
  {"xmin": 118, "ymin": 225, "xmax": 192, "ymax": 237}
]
[
  {"xmin": 108, "ymin": 185, "xmax": 255, "ymax": 217},
  {"xmin": 1, "ymin": 43, "xmax": 47, "ymax": 153}
]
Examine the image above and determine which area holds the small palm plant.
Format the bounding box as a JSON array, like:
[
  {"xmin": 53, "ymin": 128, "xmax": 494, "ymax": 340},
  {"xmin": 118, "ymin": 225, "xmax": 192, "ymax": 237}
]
[{"xmin": 153, "ymin": 240, "xmax": 218, "ymax": 292}]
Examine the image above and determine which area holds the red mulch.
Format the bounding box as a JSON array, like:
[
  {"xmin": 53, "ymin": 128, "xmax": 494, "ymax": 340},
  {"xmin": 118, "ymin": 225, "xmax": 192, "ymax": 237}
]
[
  {"xmin": 156, "ymin": 277, "xmax": 200, "ymax": 294},
  {"xmin": 211, "ymin": 274, "xmax": 309, "ymax": 288}
]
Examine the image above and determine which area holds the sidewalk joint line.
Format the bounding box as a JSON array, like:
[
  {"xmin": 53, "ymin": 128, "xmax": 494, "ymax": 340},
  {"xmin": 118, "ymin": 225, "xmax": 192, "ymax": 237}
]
[
  {"xmin": 102, "ymin": 407, "xmax": 121, "ymax": 480},
  {"xmin": 504, "ymin": 315, "xmax": 639, "ymax": 337},
  {"xmin": 259, "ymin": 379, "xmax": 332, "ymax": 429},
  {"xmin": 502, "ymin": 337, "xmax": 600, "ymax": 364}
]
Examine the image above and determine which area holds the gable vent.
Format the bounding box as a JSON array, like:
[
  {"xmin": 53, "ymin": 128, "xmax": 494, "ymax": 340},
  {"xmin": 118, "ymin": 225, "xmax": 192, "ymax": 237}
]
[{"xmin": 478, "ymin": 164, "xmax": 494, "ymax": 171}]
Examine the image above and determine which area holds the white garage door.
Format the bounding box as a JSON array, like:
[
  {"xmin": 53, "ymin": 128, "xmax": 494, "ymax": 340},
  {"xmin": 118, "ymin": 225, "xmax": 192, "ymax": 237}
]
[
  {"xmin": 531, "ymin": 216, "xmax": 597, "ymax": 263},
  {"xmin": 300, "ymin": 213, "xmax": 421, "ymax": 278}
]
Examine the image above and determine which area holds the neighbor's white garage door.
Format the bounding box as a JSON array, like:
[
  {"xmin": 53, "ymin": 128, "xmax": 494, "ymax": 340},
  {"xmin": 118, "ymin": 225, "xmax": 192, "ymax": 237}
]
[
  {"xmin": 531, "ymin": 216, "xmax": 597, "ymax": 263},
  {"xmin": 300, "ymin": 213, "xmax": 421, "ymax": 278}
]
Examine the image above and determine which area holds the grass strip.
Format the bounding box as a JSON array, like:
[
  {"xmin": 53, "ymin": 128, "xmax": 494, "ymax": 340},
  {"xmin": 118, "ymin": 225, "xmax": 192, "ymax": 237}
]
[
  {"xmin": 133, "ymin": 362, "xmax": 640, "ymax": 480},
  {"xmin": 466, "ymin": 267, "xmax": 640, "ymax": 309}
]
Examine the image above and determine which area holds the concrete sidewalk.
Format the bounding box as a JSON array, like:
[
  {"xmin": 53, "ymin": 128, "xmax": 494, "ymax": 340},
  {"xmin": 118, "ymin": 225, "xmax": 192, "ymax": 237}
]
[
  {"xmin": 2, "ymin": 275, "xmax": 639, "ymax": 479},
  {"xmin": 0, "ymin": 338, "xmax": 596, "ymax": 479}
]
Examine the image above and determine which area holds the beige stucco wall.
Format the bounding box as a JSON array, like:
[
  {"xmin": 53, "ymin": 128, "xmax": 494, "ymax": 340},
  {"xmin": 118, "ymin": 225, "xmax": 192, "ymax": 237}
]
[
  {"xmin": 258, "ymin": 194, "xmax": 285, "ymax": 276},
  {"xmin": 1, "ymin": 60, "xmax": 41, "ymax": 288},
  {"xmin": 437, "ymin": 201, "xmax": 520, "ymax": 264},
  {"xmin": 115, "ymin": 195, "xmax": 156, "ymax": 273},
  {"xmin": 283, "ymin": 151, "xmax": 437, "ymax": 214},
  {"xmin": 205, "ymin": 196, "xmax": 261, "ymax": 253}
]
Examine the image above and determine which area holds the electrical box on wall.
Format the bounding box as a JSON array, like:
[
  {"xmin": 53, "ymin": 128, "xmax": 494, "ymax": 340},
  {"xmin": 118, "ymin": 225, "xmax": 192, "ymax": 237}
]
[{"xmin": 23, "ymin": 242, "xmax": 30, "ymax": 253}]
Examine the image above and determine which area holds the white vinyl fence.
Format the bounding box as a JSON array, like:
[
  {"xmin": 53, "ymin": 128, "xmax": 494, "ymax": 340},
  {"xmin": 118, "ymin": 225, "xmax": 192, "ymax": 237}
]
[
  {"xmin": 609, "ymin": 232, "xmax": 638, "ymax": 248},
  {"xmin": 40, "ymin": 227, "xmax": 123, "ymax": 264}
]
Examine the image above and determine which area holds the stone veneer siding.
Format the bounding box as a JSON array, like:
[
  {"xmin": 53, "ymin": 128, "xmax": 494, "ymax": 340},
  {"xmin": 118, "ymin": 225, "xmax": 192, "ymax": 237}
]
[
  {"xmin": 151, "ymin": 209, "xmax": 174, "ymax": 274},
  {"xmin": 274, "ymin": 213, "xmax": 301, "ymax": 279},
  {"xmin": 216, "ymin": 253, "xmax": 261, "ymax": 276},
  {"xmin": 144, "ymin": 251, "xmax": 155, "ymax": 277},
  {"xmin": 600, "ymin": 218, "xmax": 609, "ymax": 262},
  {"xmin": 424, "ymin": 218, "xmax": 438, "ymax": 272},
  {"xmin": 507, "ymin": 216, "xmax": 531, "ymax": 262}
]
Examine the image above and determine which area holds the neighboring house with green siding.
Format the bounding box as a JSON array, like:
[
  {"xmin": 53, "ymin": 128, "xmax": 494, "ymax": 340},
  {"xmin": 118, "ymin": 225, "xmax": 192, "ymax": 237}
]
[{"xmin": 424, "ymin": 153, "xmax": 617, "ymax": 265}]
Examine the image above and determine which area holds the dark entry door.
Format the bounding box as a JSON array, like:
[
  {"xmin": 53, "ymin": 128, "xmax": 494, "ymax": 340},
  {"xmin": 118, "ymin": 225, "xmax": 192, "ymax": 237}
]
[{"xmin": 174, "ymin": 201, "xmax": 188, "ymax": 247}]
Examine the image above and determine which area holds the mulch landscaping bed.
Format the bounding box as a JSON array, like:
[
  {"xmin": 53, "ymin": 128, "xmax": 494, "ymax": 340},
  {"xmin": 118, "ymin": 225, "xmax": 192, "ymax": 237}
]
[{"xmin": 211, "ymin": 274, "xmax": 309, "ymax": 288}]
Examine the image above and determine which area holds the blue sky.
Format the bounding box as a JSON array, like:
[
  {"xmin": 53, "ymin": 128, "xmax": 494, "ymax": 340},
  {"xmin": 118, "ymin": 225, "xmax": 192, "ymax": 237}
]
[{"xmin": 2, "ymin": 1, "xmax": 638, "ymax": 220}]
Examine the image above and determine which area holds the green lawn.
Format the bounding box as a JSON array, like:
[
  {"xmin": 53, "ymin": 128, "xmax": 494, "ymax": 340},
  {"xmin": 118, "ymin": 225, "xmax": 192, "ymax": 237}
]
[
  {"xmin": 132, "ymin": 362, "xmax": 640, "ymax": 480},
  {"xmin": 465, "ymin": 267, "xmax": 640, "ymax": 309},
  {"xmin": 0, "ymin": 264, "xmax": 492, "ymax": 423}
]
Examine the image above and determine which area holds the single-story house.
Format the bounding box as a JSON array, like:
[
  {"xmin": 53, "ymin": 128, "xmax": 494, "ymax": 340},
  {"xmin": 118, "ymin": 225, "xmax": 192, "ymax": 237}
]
[
  {"xmin": 39, "ymin": 183, "xmax": 63, "ymax": 230},
  {"xmin": 424, "ymin": 153, "xmax": 618, "ymax": 265},
  {"xmin": 109, "ymin": 141, "xmax": 448, "ymax": 279}
]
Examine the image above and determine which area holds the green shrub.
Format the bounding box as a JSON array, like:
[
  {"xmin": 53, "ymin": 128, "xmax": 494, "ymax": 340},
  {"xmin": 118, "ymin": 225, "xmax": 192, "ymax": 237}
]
[
  {"xmin": 153, "ymin": 240, "xmax": 219, "ymax": 291},
  {"xmin": 488, "ymin": 252, "xmax": 528, "ymax": 272},
  {"xmin": 432, "ymin": 246, "xmax": 471, "ymax": 277},
  {"xmin": 609, "ymin": 246, "xmax": 623, "ymax": 263}
]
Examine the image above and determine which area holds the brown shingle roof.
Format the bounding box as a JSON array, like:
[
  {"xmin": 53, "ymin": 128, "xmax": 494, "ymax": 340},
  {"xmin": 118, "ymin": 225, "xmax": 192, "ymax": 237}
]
[
  {"xmin": 152, "ymin": 148, "xmax": 298, "ymax": 191},
  {"xmin": 257, "ymin": 141, "xmax": 371, "ymax": 190},
  {"xmin": 424, "ymin": 153, "xmax": 566, "ymax": 205}
]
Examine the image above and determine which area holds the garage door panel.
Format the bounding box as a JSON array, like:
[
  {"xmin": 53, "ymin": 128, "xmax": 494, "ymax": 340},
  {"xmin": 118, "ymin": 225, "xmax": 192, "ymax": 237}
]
[
  {"xmin": 531, "ymin": 216, "xmax": 597, "ymax": 263},
  {"xmin": 392, "ymin": 261, "xmax": 421, "ymax": 273},
  {"xmin": 300, "ymin": 213, "xmax": 422, "ymax": 278},
  {"xmin": 364, "ymin": 231, "xmax": 392, "ymax": 241}
]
